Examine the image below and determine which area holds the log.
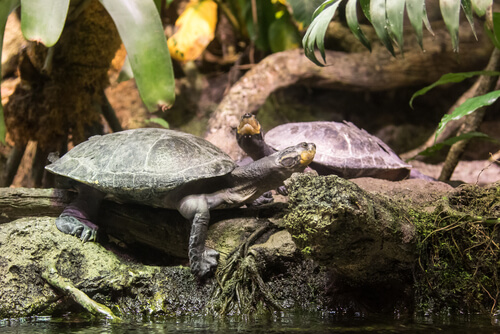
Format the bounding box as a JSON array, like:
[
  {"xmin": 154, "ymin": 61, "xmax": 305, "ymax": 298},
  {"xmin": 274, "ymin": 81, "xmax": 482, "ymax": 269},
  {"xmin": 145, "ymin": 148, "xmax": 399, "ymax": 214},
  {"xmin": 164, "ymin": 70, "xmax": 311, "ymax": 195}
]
[
  {"xmin": 205, "ymin": 21, "xmax": 493, "ymax": 160},
  {"xmin": 0, "ymin": 187, "xmax": 281, "ymax": 259}
]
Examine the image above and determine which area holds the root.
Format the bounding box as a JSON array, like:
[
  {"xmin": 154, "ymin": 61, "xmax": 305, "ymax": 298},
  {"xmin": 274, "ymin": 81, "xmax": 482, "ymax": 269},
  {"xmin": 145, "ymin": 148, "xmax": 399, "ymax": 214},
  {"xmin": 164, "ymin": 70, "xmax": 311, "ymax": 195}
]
[
  {"xmin": 209, "ymin": 222, "xmax": 283, "ymax": 315},
  {"xmin": 42, "ymin": 261, "xmax": 121, "ymax": 322}
]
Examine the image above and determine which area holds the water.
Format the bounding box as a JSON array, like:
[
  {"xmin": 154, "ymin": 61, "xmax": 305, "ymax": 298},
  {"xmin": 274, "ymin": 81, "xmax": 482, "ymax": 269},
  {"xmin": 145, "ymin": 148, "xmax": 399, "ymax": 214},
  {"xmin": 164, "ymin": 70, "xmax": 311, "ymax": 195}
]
[{"xmin": 1, "ymin": 312, "xmax": 500, "ymax": 333}]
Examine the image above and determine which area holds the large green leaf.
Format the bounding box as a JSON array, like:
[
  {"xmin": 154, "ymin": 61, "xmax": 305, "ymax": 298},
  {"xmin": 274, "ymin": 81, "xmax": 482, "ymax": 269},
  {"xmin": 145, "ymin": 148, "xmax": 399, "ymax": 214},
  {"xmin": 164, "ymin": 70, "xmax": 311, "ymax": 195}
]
[
  {"xmin": 436, "ymin": 90, "xmax": 500, "ymax": 140},
  {"xmin": 0, "ymin": 0, "xmax": 20, "ymax": 143},
  {"xmin": 359, "ymin": 0, "xmax": 371, "ymax": 22},
  {"xmin": 100, "ymin": 0, "xmax": 175, "ymax": 111},
  {"xmin": 409, "ymin": 71, "xmax": 500, "ymax": 107},
  {"xmin": 406, "ymin": 0, "xmax": 425, "ymax": 48},
  {"xmin": 346, "ymin": 0, "xmax": 371, "ymax": 51},
  {"xmin": 287, "ymin": 0, "xmax": 324, "ymax": 28},
  {"xmin": 302, "ymin": 0, "xmax": 340, "ymax": 66},
  {"xmin": 370, "ymin": 0, "xmax": 395, "ymax": 56},
  {"xmin": 386, "ymin": 0, "xmax": 405, "ymax": 52},
  {"xmin": 461, "ymin": 0, "xmax": 477, "ymax": 39},
  {"xmin": 20, "ymin": 0, "xmax": 69, "ymax": 47},
  {"xmin": 439, "ymin": 0, "xmax": 461, "ymax": 52}
]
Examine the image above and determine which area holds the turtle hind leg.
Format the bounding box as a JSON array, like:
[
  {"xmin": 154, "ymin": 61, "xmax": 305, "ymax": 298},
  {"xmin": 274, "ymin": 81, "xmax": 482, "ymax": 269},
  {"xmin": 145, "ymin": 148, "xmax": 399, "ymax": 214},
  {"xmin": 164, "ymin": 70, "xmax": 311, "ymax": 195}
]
[{"xmin": 56, "ymin": 184, "xmax": 104, "ymax": 242}]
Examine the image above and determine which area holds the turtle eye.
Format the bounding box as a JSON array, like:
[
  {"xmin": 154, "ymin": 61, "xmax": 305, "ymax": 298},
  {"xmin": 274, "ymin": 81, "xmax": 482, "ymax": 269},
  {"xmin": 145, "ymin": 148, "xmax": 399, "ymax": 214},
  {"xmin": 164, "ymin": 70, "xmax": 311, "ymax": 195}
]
[{"xmin": 300, "ymin": 142, "xmax": 308, "ymax": 148}]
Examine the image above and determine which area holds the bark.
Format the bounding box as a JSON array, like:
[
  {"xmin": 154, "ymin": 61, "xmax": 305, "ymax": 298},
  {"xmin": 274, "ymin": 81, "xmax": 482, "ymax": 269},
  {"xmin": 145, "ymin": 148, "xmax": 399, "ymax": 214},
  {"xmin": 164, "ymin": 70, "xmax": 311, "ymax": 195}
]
[
  {"xmin": 205, "ymin": 21, "xmax": 493, "ymax": 160},
  {"xmin": 0, "ymin": 187, "xmax": 279, "ymax": 259}
]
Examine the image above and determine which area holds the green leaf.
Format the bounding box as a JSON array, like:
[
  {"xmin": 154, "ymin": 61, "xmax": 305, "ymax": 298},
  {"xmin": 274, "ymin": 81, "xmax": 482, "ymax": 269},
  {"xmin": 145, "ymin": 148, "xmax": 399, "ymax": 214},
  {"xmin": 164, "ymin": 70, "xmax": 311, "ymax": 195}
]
[
  {"xmin": 0, "ymin": 0, "xmax": 20, "ymax": 143},
  {"xmin": 100, "ymin": 0, "xmax": 175, "ymax": 111},
  {"xmin": 422, "ymin": 2, "xmax": 434, "ymax": 36},
  {"xmin": 461, "ymin": 0, "xmax": 477, "ymax": 40},
  {"xmin": 287, "ymin": 0, "xmax": 324, "ymax": 27},
  {"xmin": 484, "ymin": 11, "xmax": 500, "ymax": 49},
  {"xmin": 153, "ymin": 0, "xmax": 162, "ymax": 12},
  {"xmin": 410, "ymin": 71, "xmax": 500, "ymax": 107},
  {"xmin": 302, "ymin": 0, "xmax": 340, "ymax": 66},
  {"xmin": 436, "ymin": 90, "xmax": 500, "ymax": 140},
  {"xmin": 386, "ymin": 0, "xmax": 406, "ymax": 52},
  {"xmin": 20, "ymin": 0, "xmax": 69, "ymax": 47},
  {"xmin": 370, "ymin": 0, "xmax": 395, "ymax": 56},
  {"xmin": 439, "ymin": 0, "xmax": 460, "ymax": 52},
  {"xmin": 406, "ymin": 0, "xmax": 425, "ymax": 48},
  {"xmin": 346, "ymin": 0, "xmax": 371, "ymax": 51},
  {"xmin": 471, "ymin": 0, "xmax": 492, "ymax": 17},
  {"xmin": 415, "ymin": 132, "xmax": 499, "ymax": 158},
  {"xmin": 359, "ymin": 0, "xmax": 371, "ymax": 22}
]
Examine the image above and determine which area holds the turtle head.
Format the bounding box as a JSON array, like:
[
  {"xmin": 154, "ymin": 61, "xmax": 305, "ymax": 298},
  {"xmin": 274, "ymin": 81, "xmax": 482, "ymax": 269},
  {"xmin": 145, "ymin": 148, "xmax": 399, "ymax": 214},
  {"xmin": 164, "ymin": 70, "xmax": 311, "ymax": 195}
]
[
  {"xmin": 236, "ymin": 113, "xmax": 274, "ymax": 160},
  {"xmin": 237, "ymin": 113, "xmax": 261, "ymax": 137},
  {"xmin": 276, "ymin": 142, "xmax": 316, "ymax": 170}
]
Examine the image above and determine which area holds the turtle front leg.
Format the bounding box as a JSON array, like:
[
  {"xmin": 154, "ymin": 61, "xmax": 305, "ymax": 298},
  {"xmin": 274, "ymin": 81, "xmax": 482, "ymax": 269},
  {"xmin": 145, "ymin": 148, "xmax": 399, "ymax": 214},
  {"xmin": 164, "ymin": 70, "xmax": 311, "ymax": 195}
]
[
  {"xmin": 56, "ymin": 184, "xmax": 104, "ymax": 242},
  {"xmin": 179, "ymin": 195, "xmax": 219, "ymax": 278}
]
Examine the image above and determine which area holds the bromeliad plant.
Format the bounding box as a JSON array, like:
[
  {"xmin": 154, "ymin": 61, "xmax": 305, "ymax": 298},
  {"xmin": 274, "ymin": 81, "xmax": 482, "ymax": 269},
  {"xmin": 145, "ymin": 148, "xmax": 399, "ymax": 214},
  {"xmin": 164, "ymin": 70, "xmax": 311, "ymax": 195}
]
[
  {"xmin": 302, "ymin": 0, "xmax": 499, "ymax": 179},
  {"xmin": 303, "ymin": 0, "xmax": 493, "ymax": 65},
  {"xmin": 0, "ymin": 0, "xmax": 175, "ymax": 143}
]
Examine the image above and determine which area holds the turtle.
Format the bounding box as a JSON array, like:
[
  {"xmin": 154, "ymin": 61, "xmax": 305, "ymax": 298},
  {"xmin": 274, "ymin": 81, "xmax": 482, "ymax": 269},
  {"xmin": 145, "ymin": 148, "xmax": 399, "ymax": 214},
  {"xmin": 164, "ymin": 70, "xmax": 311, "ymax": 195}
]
[
  {"xmin": 236, "ymin": 113, "xmax": 413, "ymax": 181},
  {"xmin": 45, "ymin": 128, "xmax": 316, "ymax": 278}
]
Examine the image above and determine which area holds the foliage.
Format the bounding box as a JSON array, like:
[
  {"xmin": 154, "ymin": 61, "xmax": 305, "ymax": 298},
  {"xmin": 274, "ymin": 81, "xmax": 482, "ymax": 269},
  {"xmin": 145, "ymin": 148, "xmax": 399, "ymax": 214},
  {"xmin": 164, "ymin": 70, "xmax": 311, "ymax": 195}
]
[
  {"xmin": 409, "ymin": 71, "xmax": 500, "ymax": 108},
  {"xmin": 220, "ymin": 0, "xmax": 305, "ymax": 53},
  {"xmin": 408, "ymin": 70, "xmax": 500, "ymax": 159},
  {"xmin": 303, "ymin": 0, "xmax": 493, "ymax": 66},
  {"xmin": 0, "ymin": 0, "xmax": 175, "ymax": 143}
]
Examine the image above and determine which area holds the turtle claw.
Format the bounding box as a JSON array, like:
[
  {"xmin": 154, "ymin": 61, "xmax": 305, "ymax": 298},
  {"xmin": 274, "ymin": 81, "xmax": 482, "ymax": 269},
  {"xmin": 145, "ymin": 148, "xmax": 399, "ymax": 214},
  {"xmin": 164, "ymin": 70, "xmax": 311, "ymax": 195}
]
[
  {"xmin": 277, "ymin": 185, "xmax": 288, "ymax": 196},
  {"xmin": 249, "ymin": 191, "xmax": 274, "ymax": 207},
  {"xmin": 192, "ymin": 248, "xmax": 219, "ymax": 279},
  {"xmin": 55, "ymin": 215, "xmax": 98, "ymax": 242}
]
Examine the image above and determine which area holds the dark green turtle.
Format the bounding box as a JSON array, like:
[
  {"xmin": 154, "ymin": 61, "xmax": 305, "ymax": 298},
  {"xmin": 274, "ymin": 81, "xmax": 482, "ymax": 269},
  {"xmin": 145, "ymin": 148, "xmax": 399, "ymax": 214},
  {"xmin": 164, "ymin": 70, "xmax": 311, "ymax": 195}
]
[
  {"xmin": 237, "ymin": 114, "xmax": 415, "ymax": 181},
  {"xmin": 46, "ymin": 128, "xmax": 316, "ymax": 278}
]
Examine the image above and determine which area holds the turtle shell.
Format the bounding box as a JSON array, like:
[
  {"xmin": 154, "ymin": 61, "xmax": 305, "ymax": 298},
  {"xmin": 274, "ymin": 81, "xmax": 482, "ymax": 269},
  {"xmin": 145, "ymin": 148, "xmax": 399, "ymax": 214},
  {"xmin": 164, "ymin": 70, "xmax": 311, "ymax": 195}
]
[
  {"xmin": 264, "ymin": 121, "xmax": 411, "ymax": 180},
  {"xmin": 46, "ymin": 128, "xmax": 236, "ymax": 203}
]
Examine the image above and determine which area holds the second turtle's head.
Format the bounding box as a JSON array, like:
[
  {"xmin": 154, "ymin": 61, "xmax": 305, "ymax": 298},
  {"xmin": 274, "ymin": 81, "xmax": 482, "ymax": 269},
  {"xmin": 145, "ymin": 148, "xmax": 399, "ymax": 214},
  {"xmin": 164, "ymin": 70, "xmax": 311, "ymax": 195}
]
[
  {"xmin": 276, "ymin": 142, "xmax": 316, "ymax": 170},
  {"xmin": 237, "ymin": 113, "xmax": 261, "ymax": 137}
]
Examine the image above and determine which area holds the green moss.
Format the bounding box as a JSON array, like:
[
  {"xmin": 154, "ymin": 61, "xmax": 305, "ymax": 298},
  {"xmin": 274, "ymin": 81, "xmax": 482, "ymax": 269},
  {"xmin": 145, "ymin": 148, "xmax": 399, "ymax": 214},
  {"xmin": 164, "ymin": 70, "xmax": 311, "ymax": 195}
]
[{"xmin": 413, "ymin": 184, "xmax": 500, "ymax": 315}]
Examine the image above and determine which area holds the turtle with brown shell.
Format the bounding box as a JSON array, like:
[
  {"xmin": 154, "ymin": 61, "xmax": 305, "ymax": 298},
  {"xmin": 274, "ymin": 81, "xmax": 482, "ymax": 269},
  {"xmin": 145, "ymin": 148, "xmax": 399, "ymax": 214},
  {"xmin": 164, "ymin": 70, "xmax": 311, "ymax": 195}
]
[{"xmin": 236, "ymin": 113, "xmax": 431, "ymax": 181}]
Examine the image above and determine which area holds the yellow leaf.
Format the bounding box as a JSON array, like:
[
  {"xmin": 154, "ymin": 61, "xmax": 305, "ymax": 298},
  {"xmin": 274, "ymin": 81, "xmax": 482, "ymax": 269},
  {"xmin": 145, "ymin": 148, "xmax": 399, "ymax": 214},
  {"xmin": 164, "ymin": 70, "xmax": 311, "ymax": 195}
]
[{"xmin": 167, "ymin": 0, "xmax": 218, "ymax": 62}]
